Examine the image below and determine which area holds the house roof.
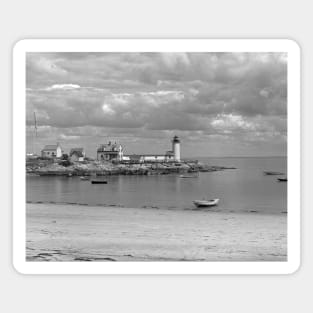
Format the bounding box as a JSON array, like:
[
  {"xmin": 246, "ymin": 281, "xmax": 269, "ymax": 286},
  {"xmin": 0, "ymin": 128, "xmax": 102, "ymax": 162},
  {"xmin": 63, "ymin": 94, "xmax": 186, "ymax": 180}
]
[
  {"xmin": 97, "ymin": 141, "xmax": 122, "ymax": 152},
  {"xmin": 97, "ymin": 151, "xmax": 119, "ymax": 154},
  {"xmin": 42, "ymin": 144, "xmax": 59, "ymax": 151},
  {"xmin": 142, "ymin": 155, "xmax": 168, "ymax": 157}
]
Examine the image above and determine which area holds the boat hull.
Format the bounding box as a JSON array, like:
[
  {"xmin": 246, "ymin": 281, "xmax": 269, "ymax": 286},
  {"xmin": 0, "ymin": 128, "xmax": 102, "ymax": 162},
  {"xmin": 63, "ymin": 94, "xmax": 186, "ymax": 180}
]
[
  {"xmin": 179, "ymin": 175, "xmax": 198, "ymax": 178},
  {"xmin": 263, "ymin": 171, "xmax": 284, "ymax": 176},
  {"xmin": 193, "ymin": 199, "xmax": 219, "ymax": 208},
  {"xmin": 277, "ymin": 178, "xmax": 287, "ymax": 182},
  {"xmin": 91, "ymin": 180, "xmax": 108, "ymax": 184}
]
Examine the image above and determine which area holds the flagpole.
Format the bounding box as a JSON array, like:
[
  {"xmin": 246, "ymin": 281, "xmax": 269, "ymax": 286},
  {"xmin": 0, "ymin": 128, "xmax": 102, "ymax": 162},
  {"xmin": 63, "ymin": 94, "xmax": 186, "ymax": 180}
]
[{"xmin": 33, "ymin": 111, "xmax": 37, "ymax": 155}]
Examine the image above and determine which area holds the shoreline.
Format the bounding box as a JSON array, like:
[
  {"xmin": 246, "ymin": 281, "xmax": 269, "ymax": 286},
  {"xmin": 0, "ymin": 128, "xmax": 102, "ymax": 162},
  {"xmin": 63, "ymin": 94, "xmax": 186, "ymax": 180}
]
[
  {"xmin": 26, "ymin": 200, "xmax": 288, "ymax": 215},
  {"xmin": 26, "ymin": 202, "xmax": 287, "ymax": 262},
  {"xmin": 26, "ymin": 158, "xmax": 236, "ymax": 177}
]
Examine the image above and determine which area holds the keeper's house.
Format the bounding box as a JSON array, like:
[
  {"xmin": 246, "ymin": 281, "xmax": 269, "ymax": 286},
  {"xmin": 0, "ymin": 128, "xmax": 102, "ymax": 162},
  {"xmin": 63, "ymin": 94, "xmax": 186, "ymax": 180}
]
[
  {"xmin": 41, "ymin": 143, "xmax": 63, "ymax": 158},
  {"xmin": 97, "ymin": 141, "xmax": 123, "ymax": 161}
]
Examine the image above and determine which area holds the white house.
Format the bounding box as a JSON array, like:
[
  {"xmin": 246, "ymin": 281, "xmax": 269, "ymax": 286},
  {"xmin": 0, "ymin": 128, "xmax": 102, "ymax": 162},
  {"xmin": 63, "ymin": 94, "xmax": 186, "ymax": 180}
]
[{"xmin": 41, "ymin": 143, "xmax": 62, "ymax": 158}]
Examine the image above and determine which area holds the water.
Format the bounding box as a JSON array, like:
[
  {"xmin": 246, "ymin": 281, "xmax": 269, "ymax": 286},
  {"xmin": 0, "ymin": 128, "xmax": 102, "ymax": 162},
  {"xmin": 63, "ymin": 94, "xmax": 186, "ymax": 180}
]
[
  {"xmin": 26, "ymin": 156, "xmax": 288, "ymax": 261},
  {"xmin": 26, "ymin": 157, "xmax": 287, "ymax": 214}
]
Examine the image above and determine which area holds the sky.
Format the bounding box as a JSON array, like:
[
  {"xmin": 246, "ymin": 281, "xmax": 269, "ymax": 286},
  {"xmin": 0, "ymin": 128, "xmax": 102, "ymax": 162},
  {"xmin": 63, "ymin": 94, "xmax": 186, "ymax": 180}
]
[{"xmin": 26, "ymin": 52, "xmax": 287, "ymax": 158}]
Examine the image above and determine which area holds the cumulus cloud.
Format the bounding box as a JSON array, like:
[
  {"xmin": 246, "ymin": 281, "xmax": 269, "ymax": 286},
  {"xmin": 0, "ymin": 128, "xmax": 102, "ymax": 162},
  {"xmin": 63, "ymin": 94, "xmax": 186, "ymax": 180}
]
[
  {"xmin": 35, "ymin": 57, "xmax": 67, "ymax": 75},
  {"xmin": 102, "ymin": 103, "xmax": 115, "ymax": 115},
  {"xmin": 45, "ymin": 84, "xmax": 81, "ymax": 91},
  {"xmin": 26, "ymin": 52, "xmax": 287, "ymax": 157},
  {"xmin": 211, "ymin": 114, "xmax": 256, "ymax": 132}
]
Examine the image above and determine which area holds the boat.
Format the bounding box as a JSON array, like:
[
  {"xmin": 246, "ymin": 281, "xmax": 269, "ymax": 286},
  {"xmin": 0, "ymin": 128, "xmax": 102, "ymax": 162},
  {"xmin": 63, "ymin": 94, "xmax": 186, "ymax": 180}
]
[
  {"xmin": 91, "ymin": 180, "xmax": 108, "ymax": 184},
  {"xmin": 179, "ymin": 174, "xmax": 198, "ymax": 178},
  {"xmin": 263, "ymin": 171, "xmax": 284, "ymax": 176},
  {"xmin": 80, "ymin": 176, "xmax": 90, "ymax": 181},
  {"xmin": 193, "ymin": 198, "xmax": 219, "ymax": 208},
  {"xmin": 277, "ymin": 178, "xmax": 287, "ymax": 182},
  {"xmin": 180, "ymin": 172, "xmax": 199, "ymax": 178}
]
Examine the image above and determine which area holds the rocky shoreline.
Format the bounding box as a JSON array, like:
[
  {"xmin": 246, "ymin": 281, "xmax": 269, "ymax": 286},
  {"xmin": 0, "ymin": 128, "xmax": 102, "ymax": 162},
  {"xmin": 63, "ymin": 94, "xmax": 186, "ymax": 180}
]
[{"xmin": 26, "ymin": 159, "xmax": 236, "ymax": 177}]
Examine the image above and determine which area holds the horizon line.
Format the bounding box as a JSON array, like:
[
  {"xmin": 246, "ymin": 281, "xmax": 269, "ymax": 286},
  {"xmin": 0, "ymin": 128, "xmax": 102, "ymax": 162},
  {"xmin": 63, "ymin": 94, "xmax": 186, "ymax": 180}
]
[{"xmin": 183, "ymin": 155, "xmax": 287, "ymax": 159}]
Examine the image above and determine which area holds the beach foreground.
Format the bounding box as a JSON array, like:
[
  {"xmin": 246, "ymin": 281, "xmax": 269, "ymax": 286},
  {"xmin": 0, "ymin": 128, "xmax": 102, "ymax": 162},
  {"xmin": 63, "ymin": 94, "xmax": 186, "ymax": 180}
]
[{"xmin": 26, "ymin": 203, "xmax": 287, "ymax": 262}]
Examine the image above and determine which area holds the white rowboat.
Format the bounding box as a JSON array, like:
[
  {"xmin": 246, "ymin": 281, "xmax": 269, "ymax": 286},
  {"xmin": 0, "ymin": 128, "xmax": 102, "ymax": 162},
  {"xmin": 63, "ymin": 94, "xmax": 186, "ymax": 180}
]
[
  {"xmin": 179, "ymin": 174, "xmax": 198, "ymax": 178},
  {"xmin": 193, "ymin": 199, "xmax": 219, "ymax": 208}
]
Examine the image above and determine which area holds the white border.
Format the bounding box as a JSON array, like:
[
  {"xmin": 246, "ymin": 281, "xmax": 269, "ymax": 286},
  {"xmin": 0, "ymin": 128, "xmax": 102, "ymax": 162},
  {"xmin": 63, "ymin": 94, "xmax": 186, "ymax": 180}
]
[{"xmin": 13, "ymin": 39, "xmax": 300, "ymax": 274}]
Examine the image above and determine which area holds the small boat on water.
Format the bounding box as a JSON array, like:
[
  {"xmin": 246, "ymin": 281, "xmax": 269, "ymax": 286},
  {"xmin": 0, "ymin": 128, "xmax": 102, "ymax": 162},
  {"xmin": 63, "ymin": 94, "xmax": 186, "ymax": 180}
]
[
  {"xmin": 193, "ymin": 198, "xmax": 219, "ymax": 208},
  {"xmin": 263, "ymin": 171, "xmax": 284, "ymax": 176},
  {"xmin": 179, "ymin": 174, "xmax": 198, "ymax": 178},
  {"xmin": 80, "ymin": 176, "xmax": 90, "ymax": 181},
  {"xmin": 277, "ymin": 177, "xmax": 287, "ymax": 182},
  {"xmin": 91, "ymin": 180, "xmax": 108, "ymax": 184}
]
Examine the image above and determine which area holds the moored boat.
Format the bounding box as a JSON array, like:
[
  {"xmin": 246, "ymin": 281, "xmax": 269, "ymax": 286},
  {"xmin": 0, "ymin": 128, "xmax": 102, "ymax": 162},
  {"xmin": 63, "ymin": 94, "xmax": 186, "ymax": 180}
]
[
  {"xmin": 193, "ymin": 198, "xmax": 219, "ymax": 208},
  {"xmin": 91, "ymin": 180, "xmax": 108, "ymax": 184},
  {"xmin": 80, "ymin": 176, "xmax": 90, "ymax": 181},
  {"xmin": 179, "ymin": 174, "xmax": 198, "ymax": 178},
  {"xmin": 277, "ymin": 177, "xmax": 287, "ymax": 182},
  {"xmin": 263, "ymin": 171, "xmax": 284, "ymax": 176}
]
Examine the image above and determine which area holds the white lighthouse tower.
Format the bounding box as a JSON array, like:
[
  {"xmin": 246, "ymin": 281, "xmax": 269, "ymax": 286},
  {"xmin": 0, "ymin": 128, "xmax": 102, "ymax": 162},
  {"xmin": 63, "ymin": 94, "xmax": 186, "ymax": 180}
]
[
  {"xmin": 172, "ymin": 135, "xmax": 181, "ymax": 162},
  {"xmin": 118, "ymin": 144, "xmax": 124, "ymax": 162}
]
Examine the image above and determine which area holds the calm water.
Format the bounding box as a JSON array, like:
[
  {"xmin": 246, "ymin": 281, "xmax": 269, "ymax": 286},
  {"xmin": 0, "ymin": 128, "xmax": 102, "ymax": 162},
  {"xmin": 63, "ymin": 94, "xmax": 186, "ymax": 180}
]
[{"xmin": 26, "ymin": 157, "xmax": 287, "ymax": 214}]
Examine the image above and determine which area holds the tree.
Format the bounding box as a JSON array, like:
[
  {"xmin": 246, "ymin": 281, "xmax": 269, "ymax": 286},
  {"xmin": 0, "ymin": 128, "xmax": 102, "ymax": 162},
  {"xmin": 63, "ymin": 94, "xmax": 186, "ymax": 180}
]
[{"xmin": 62, "ymin": 153, "xmax": 69, "ymax": 160}]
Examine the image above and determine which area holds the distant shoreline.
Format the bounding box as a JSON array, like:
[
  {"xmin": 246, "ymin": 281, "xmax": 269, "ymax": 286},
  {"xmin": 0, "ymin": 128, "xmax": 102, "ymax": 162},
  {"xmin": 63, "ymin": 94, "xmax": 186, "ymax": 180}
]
[
  {"xmin": 193, "ymin": 155, "xmax": 287, "ymax": 159},
  {"xmin": 26, "ymin": 158, "xmax": 236, "ymax": 177}
]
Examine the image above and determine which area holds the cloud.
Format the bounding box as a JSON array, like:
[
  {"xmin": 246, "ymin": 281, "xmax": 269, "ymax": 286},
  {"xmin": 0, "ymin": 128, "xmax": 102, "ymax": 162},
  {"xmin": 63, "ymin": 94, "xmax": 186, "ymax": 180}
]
[
  {"xmin": 35, "ymin": 57, "xmax": 67, "ymax": 75},
  {"xmin": 259, "ymin": 89, "xmax": 270, "ymax": 98},
  {"xmin": 211, "ymin": 114, "xmax": 256, "ymax": 132},
  {"xmin": 45, "ymin": 84, "xmax": 81, "ymax": 91},
  {"xmin": 26, "ymin": 52, "xmax": 287, "ymax": 156},
  {"xmin": 102, "ymin": 103, "xmax": 115, "ymax": 115}
]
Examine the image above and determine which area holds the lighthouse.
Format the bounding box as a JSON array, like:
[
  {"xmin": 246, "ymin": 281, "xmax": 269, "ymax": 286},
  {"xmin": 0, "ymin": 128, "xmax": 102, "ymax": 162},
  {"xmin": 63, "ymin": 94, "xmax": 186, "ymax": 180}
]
[{"xmin": 172, "ymin": 135, "xmax": 181, "ymax": 162}]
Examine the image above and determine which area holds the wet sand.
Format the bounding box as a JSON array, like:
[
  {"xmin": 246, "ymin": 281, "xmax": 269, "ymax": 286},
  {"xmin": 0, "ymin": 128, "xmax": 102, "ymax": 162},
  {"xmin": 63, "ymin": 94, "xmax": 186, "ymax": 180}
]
[{"xmin": 26, "ymin": 203, "xmax": 287, "ymax": 262}]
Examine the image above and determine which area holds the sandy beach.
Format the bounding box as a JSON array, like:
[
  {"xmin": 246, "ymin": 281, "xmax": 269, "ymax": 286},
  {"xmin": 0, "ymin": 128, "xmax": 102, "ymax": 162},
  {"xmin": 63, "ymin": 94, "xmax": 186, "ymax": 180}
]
[{"xmin": 26, "ymin": 203, "xmax": 287, "ymax": 262}]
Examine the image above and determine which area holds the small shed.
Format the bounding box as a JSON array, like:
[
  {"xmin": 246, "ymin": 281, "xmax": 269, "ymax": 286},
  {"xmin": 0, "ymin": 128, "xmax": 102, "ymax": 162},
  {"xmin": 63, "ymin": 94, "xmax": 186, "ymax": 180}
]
[{"xmin": 69, "ymin": 148, "xmax": 85, "ymax": 162}]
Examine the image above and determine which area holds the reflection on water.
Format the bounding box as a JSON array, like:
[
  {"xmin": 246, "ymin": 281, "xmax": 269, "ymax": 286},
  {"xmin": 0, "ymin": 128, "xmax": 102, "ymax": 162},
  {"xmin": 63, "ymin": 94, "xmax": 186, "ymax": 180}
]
[{"xmin": 27, "ymin": 157, "xmax": 287, "ymax": 214}]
